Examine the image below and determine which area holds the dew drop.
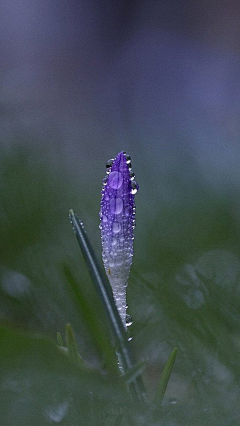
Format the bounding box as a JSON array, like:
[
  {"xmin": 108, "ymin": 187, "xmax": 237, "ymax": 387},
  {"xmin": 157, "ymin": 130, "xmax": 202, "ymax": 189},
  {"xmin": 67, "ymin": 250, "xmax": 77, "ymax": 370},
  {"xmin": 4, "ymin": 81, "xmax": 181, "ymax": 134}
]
[
  {"xmin": 102, "ymin": 215, "xmax": 107, "ymax": 223},
  {"xmin": 99, "ymin": 223, "xmax": 102, "ymax": 230},
  {"xmin": 106, "ymin": 158, "xmax": 114, "ymax": 168},
  {"xmin": 110, "ymin": 197, "xmax": 123, "ymax": 214},
  {"xmin": 126, "ymin": 314, "xmax": 133, "ymax": 327},
  {"xmin": 108, "ymin": 171, "xmax": 123, "ymax": 189},
  {"xmin": 102, "ymin": 177, "xmax": 108, "ymax": 185},
  {"xmin": 124, "ymin": 206, "xmax": 131, "ymax": 217},
  {"xmin": 128, "ymin": 336, "xmax": 133, "ymax": 342},
  {"xmin": 112, "ymin": 222, "xmax": 121, "ymax": 233},
  {"xmin": 129, "ymin": 171, "xmax": 135, "ymax": 180},
  {"xmin": 112, "ymin": 238, "xmax": 117, "ymax": 246},
  {"xmin": 130, "ymin": 181, "xmax": 139, "ymax": 195},
  {"xmin": 124, "ymin": 153, "xmax": 131, "ymax": 164}
]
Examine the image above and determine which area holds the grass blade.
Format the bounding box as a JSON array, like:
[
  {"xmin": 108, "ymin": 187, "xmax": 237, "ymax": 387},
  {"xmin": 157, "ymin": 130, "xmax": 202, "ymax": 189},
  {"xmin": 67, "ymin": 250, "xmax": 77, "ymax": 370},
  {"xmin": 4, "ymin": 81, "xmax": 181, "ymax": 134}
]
[
  {"xmin": 154, "ymin": 347, "xmax": 177, "ymax": 405},
  {"xmin": 56, "ymin": 332, "xmax": 64, "ymax": 347},
  {"xmin": 65, "ymin": 323, "xmax": 84, "ymax": 367}
]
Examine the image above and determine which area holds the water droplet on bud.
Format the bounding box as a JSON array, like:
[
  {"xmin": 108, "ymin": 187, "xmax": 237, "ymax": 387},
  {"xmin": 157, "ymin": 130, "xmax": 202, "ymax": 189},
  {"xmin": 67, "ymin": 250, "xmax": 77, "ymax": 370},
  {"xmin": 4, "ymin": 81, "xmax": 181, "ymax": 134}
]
[
  {"xmin": 124, "ymin": 206, "xmax": 131, "ymax": 217},
  {"xmin": 110, "ymin": 197, "xmax": 123, "ymax": 214},
  {"xmin": 112, "ymin": 238, "xmax": 117, "ymax": 246},
  {"xmin": 130, "ymin": 181, "xmax": 139, "ymax": 194},
  {"xmin": 126, "ymin": 314, "xmax": 133, "ymax": 327},
  {"xmin": 129, "ymin": 171, "xmax": 135, "ymax": 180},
  {"xmin": 102, "ymin": 177, "xmax": 108, "ymax": 185},
  {"xmin": 106, "ymin": 158, "xmax": 114, "ymax": 168},
  {"xmin": 126, "ymin": 156, "xmax": 131, "ymax": 164},
  {"xmin": 112, "ymin": 222, "xmax": 121, "ymax": 233},
  {"xmin": 108, "ymin": 171, "xmax": 123, "ymax": 189}
]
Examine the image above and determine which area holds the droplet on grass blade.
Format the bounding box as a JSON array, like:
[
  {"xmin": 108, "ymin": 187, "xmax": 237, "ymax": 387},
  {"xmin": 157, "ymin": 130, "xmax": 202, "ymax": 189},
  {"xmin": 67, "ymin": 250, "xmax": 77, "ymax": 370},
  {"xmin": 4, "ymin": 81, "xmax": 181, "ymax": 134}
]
[{"xmin": 100, "ymin": 151, "xmax": 138, "ymax": 328}]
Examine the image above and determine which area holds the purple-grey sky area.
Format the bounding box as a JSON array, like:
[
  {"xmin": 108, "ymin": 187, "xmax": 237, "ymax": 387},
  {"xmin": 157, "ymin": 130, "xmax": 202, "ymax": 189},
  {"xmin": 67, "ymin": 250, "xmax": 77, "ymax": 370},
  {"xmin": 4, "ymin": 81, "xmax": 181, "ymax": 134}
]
[{"xmin": 1, "ymin": 1, "xmax": 240, "ymax": 218}]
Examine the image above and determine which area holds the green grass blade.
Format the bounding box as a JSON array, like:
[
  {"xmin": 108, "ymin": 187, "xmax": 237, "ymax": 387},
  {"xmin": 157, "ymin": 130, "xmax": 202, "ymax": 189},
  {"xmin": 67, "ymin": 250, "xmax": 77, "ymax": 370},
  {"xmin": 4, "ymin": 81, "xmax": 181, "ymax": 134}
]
[
  {"xmin": 65, "ymin": 323, "xmax": 83, "ymax": 367},
  {"xmin": 56, "ymin": 332, "xmax": 64, "ymax": 347},
  {"xmin": 154, "ymin": 347, "xmax": 177, "ymax": 405},
  {"xmin": 69, "ymin": 209, "xmax": 125, "ymax": 346}
]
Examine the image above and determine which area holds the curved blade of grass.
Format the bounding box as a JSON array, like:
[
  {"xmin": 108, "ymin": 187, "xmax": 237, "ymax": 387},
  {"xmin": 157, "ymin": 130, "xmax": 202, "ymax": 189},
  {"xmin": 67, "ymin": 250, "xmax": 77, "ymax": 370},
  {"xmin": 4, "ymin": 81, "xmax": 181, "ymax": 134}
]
[
  {"xmin": 154, "ymin": 347, "xmax": 177, "ymax": 405},
  {"xmin": 69, "ymin": 209, "xmax": 146, "ymax": 401}
]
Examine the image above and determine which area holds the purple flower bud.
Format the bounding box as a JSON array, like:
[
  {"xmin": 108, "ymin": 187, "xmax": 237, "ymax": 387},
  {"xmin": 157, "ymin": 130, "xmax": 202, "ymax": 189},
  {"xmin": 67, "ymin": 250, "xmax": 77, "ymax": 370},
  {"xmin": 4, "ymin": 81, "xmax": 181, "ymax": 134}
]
[{"xmin": 99, "ymin": 151, "xmax": 138, "ymax": 327}]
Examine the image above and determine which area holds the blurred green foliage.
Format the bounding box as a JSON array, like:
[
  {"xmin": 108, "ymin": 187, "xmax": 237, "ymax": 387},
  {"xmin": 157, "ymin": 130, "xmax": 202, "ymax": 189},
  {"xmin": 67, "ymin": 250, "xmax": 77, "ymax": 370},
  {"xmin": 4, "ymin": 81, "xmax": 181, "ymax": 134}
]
[{"xmin": 0, "ymin": 146, "xmax": 240, "ymax": 425}]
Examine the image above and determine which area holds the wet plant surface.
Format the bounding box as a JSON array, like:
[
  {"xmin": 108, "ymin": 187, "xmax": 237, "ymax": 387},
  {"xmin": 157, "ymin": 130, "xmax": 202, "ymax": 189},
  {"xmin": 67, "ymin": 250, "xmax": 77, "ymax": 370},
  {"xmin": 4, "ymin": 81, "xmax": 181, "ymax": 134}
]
[{"xmin": 0, "ymin": 146, "xmax": 240, "ymax": 425}]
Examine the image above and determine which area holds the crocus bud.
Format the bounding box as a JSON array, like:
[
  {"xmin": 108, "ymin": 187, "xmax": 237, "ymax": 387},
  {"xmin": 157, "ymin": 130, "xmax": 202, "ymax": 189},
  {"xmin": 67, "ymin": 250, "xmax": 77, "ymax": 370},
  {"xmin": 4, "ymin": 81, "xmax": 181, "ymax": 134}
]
[{"xmin": 99, "ymin": 151, "xmax": 138, "ymax": 327}]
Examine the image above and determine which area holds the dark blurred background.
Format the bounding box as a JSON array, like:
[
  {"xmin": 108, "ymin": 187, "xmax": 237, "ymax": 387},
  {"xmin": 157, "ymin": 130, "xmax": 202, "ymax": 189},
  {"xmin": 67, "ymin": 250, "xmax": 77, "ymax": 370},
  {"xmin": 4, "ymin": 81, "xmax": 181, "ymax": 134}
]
[{"xmin": 1, "ymin": 1, "xmax": 240, "ymax": 424}]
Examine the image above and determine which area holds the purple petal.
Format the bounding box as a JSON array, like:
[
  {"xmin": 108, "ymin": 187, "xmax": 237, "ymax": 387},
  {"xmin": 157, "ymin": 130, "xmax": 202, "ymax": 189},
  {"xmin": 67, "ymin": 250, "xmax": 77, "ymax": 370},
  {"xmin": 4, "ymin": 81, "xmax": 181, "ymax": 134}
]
[{"xmin": 99, "ymin": 151, "xmax": 138, "ymax": 326}]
